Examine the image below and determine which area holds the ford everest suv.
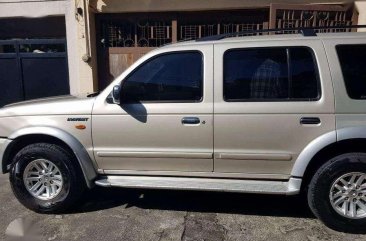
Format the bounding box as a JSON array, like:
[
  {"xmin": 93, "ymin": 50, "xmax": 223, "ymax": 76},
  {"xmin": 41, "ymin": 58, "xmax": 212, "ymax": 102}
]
[{"xmin": 1, "ymin": 29, "xmax": 366, "ymax": 233}]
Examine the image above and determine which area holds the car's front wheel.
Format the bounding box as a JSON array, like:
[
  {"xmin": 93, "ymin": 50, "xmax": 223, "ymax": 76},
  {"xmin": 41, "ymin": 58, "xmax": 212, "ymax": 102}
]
[
  {"xmin": 308, "ymin": 153, "xmax": 366, "ymax": 233},
  {"xmin": 9, "ymin": 143, "xmax": 85, "ymax": 213}
]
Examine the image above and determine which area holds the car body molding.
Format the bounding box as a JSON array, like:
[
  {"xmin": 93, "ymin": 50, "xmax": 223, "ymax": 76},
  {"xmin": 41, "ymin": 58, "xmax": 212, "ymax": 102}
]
[
  {"xmin": 337, "ymin": 126, "xmax": 366, "ymax": 141},
  {"xmin": 7, "ymin": 126, "xmax": 97, "ymax": 188},
  {"xmin": 291, "ymin": 131, "xmax": 337, "ymax": 177}
]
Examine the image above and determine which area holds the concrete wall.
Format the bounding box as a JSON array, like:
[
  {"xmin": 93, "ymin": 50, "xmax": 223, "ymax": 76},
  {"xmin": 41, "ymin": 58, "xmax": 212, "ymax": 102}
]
[
  {"xmin": 356, "ymin": 1, "xmax": 366, "ymax": 31},
  {"xmin": 0, "ymin": 0, "xmax": 66, "ymax": 18},
  {"xmin": 71, "ymin": 0, "xmax": 98, "ymax": 94},
  {"xmin": 1, "ymin": 0, "xmax": 366, "ymax": 95},
  {"xmin": 90, "ymin": 0, "xmax": 354, "ymax": 13}
]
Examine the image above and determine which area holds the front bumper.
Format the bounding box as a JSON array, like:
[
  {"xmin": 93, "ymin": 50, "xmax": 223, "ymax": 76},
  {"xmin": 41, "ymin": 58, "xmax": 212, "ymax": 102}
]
[{"xmin": 0, "ymin": 138, "xmax": 12, "ymax": 173}]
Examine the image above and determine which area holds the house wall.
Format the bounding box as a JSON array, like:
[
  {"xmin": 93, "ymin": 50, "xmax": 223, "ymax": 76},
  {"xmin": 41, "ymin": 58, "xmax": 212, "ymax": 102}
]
[
  {"xmin": 86, "ymin": 0, "xmax": 366, "ymax": 92},
  {"xmin": 1, "ymin": 0, "xmax": 366, "ymax": 96},
  {"xmin": 90, "ymin": 0, "xmax": 355, "ymax": 13},
  {"xmin": 0, "ymin": 0, "xmax": 66, "ymax": 18},
  {"xmin": 356, "ymin": 1, "xmax": 366, "ymax": 31},
  {"xmin": 0, "ymin": 0, "xmax": 96, "ymax": 96}
]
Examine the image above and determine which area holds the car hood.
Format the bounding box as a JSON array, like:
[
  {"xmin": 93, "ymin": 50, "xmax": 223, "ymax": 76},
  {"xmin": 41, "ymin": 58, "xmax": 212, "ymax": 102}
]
[{"xmin": 0, "ymin": 95, "xmax": 96, "ymax": 117}]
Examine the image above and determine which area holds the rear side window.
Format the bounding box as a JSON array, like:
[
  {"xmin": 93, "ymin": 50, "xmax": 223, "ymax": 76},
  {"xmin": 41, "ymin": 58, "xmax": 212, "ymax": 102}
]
[
  {"xmin": 223, "ymin": 47, "xmax": 320, "ymax": 101},
  {"xmin": 121, "ymin": 51, "xmax": 203, "ymax": 102},
  {"xmin": 337, "ymin": 45, "xmax": 366, "ymax": 99}
]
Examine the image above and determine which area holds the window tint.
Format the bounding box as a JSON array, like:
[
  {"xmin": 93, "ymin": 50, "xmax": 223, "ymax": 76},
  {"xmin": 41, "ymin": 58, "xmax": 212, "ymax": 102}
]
[
  {"xmin": 223, "ymin": 47, "xmax": 319, "ymax": 101},
  {"xmin": 121, "ymin": 52, "xmax": 203, "ymax": 102},
  {"xmin": 0, "ymin": 44, "xmax": 15, "ymax": 53},
  {"xmin": 337, "ymin": 45, "xmax": 366, "ymax": 99},
  {"xmin": 290, "ymin": 48, "xmax": 319, "ymax": 99}
]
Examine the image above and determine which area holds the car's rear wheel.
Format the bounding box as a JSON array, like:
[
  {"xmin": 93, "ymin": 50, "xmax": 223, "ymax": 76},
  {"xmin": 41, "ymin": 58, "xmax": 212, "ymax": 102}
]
[
  {"xmin": 308, "ymin": 153, "xmax": 366, "ymax": 233},
  {"xmin": 9, "ymin": 143, "xmax": 85, "ymax": 213}
]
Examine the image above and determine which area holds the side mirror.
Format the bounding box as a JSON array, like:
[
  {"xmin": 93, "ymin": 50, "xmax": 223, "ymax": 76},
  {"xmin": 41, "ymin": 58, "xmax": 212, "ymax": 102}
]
[{"xmin": 112, "ymin": 85, "xmax": 121, "ymax": 105}]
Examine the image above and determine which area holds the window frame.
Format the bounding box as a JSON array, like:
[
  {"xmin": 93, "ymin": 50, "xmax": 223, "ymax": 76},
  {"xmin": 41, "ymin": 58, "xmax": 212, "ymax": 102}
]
[
  {"xmin": 222, "ymin": 46, "xmax": 322, "ymax": 102},
  {"xmin": 335, "ymin": 44, "xmax": 366, "ymax": 100},
  {"xmin": 119, "ymin": 50, "xmax": 204, "ymax": 104}
]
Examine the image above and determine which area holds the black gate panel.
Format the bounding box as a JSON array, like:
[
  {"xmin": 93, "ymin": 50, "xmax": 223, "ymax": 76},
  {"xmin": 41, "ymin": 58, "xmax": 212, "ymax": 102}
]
[
  {"xmin": 0, "ymin": 56, "xmax": 23, "ymax": 106},
  {"xmin": 0, "ymin": 39, "xmax": 69, "ymax": 107},
  {"xmin": 22, "ymin": 57, "xmax": 69, "ymax": 100}
]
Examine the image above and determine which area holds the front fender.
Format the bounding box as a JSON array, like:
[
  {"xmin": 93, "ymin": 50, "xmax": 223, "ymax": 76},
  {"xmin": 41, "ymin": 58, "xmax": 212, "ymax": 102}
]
[{"xmin": 5, "ymin": 126, "xmax": 97, "ymax": 188}]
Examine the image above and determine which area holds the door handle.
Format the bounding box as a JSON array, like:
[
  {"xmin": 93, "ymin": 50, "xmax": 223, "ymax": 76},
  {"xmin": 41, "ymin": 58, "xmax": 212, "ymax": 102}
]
[
  {"xmin": 182, "ymin": 117, "xmax": 200, "ymax": 125},
  {"xmin": 300, "ymin": 117, "xmax": 321, "ymax": 125}
]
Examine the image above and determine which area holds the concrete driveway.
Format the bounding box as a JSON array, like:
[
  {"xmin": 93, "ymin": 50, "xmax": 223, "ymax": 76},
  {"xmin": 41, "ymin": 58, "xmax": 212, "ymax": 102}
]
[{"xmin": 1, "ymin": 173, "xmax": 366, "ymax": 241}]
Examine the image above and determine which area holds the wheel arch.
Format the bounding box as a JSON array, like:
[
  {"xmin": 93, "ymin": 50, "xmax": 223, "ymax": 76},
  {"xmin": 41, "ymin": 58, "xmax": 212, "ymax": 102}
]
[
  {"xmin": 291, "ymin": 130, "xmax": 337, "ymax": 178},
  {"xmin": 293, "ymin": 127, "xmax": 366, "ymax": 191},
  {"xmin": 2, "ymin": 127, "xmax": 97, "ymax": 188}
]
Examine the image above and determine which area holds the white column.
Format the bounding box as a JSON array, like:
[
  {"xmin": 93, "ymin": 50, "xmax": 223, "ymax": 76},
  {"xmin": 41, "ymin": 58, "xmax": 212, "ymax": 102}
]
[
  {"xmin": 65, "ymin": 0, "xmax": 79, "ymax": 95},
  {"xmin": 65, "ymin": 0, "xmax": 96, "ymax": 95},
  {"xmin": 356, "ymin": 1, "xmax": 366, "ymax": 32}
]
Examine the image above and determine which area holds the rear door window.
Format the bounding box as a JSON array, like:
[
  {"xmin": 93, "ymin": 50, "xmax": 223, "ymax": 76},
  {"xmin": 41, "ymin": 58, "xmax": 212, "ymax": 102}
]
[{"xmin": 223, "ymin": 47, "xmax": 320, "ymax": 101}]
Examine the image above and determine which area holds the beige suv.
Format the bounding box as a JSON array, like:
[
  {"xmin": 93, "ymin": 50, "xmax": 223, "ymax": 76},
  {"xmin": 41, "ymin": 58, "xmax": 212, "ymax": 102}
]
[{"xmin": 1, "ymin": 29, "xmax": 366, "ymax": 233}]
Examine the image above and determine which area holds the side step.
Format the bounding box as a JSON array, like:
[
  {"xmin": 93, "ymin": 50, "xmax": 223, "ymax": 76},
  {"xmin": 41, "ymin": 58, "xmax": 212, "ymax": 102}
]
[{"xmin": 95, "ymin": 176, "xmax": 301, "ymax": 195}]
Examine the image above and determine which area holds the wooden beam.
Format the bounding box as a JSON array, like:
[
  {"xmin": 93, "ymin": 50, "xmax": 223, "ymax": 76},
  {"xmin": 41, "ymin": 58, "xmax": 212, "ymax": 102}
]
[
  {"xmin": 109, "ymin": 47, "xmax": 155, "ymax": 54},
  {"xmin": 172, "ymin": 20, "xmax": 177, "ymax": 43},
  {"xmin": 270, "ymin": 3, "xmax": 351, "ymax": 12},
  {"xmin": 269, "ymin": 3, "xmax": 277, "ymax": 29}
]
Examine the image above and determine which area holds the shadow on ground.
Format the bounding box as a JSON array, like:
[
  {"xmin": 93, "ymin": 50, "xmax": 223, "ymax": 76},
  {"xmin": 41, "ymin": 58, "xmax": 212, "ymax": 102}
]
[{"xmin": 68, "ymin": 186, "xmax": 314, "ymax": 219}]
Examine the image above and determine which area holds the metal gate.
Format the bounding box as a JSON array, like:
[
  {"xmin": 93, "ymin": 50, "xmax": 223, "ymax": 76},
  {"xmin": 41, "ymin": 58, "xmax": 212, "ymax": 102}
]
[{"xmin": 0, "ymin": 39, "xmax": 69, "ymax": 107}]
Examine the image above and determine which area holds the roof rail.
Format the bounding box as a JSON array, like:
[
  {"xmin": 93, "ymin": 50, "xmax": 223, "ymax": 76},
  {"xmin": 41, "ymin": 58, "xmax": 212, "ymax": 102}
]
[{"xmin": 196, "ymin": 25, "xmax": 366, "ymax": 42}]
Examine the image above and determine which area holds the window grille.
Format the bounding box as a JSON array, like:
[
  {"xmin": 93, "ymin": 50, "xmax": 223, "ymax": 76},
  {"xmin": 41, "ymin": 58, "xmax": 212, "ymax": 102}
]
[{"xmin": 276, "ymin": 10, "xmax": 353, "ymax": 34}]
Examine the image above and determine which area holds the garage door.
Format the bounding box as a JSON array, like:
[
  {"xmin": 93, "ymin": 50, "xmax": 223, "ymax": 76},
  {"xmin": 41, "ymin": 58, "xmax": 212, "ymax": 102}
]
[{"xmin": 0, "ymin": 39, "xmax": 69, "ymax": 107}]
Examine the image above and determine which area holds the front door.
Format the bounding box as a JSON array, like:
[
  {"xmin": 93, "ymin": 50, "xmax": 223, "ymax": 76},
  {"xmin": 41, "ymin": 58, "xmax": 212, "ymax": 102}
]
[{"xmin": 92, "ymin": 45, "xmax": 214, "ymax": 173}]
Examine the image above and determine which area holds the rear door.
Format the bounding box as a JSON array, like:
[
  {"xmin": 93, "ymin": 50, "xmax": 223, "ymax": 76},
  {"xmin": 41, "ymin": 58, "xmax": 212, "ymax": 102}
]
[{"xmin": 213, "ymin": 39, "xmax": 335, "ymax": 179}]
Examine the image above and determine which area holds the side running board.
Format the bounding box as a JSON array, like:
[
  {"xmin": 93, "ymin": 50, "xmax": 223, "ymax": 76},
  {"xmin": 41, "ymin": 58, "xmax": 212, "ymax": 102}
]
[{"xmin": 95, "ymin": 176, "xmax": 301, "ymax": 195}]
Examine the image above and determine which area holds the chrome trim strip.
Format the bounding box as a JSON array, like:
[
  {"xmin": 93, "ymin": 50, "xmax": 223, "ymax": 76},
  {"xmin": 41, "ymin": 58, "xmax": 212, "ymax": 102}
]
[
  {"xmin": 95, "ymin": 176, "xmax": 301, "ymax": 195},
  {"xmin": 101, "ymin": 169, "xmax": 290, "ymax": 180},
  {"xmin": 97, "ymin": 151, "xmax": 213, "ymax": 159},
  {"xmin": 215, "ymin": 153, "xmax": 292, "ymax": 161}
]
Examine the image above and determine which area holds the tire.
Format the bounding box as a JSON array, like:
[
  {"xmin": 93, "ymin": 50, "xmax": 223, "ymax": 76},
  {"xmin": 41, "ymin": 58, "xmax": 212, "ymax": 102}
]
[
  {"xmin": 9, "ymin": 143, "xmax": 86, "ymax": 213},
  {"xmin": 308, "ymin": 153, "xmax": 366, "ymax": 233}
]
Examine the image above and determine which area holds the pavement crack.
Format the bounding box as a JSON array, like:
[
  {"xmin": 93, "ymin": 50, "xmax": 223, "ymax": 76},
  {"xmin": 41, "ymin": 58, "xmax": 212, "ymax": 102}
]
[
  {"xmin": 180, "ymin": 212, "xmax": 189, "ymax": 241},
  {"xmin": 157, "ymin": 230, "xmax": 165, "ymax": 241},
  {"xmin": 214, "ymin": 214, "xmax": 228, "ymax": 241}
]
